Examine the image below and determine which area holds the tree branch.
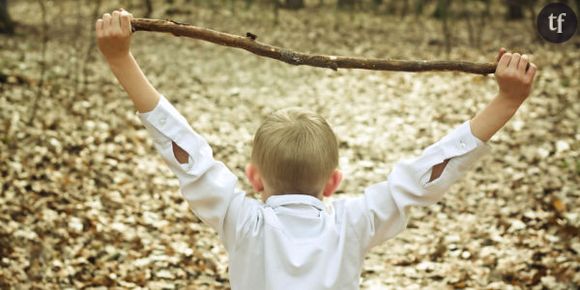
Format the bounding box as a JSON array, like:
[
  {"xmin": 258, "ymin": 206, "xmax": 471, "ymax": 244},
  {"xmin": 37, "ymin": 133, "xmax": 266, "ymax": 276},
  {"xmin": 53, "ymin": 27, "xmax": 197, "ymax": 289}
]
[{"xmin": 131, "ymin": 18, "xmax": 497, "ymax": 74}]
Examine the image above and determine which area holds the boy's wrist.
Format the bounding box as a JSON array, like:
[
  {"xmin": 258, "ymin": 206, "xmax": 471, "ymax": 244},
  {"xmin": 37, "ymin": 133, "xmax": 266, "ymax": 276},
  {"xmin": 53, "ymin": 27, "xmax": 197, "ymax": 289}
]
[
  {"xmin": 495, "ymin": 93, "xmax": 523, "ymax": 114},
  {"xmin": 105, "ymin": 53, "xmax": 133, "ymax": 67}
]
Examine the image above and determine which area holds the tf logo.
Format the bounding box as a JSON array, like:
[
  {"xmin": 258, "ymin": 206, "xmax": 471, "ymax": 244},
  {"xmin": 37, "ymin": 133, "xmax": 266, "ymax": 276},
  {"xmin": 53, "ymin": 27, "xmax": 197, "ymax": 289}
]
[{"xmin": 537, "ymin": 3, "xmax": 577, "ymax": 43}]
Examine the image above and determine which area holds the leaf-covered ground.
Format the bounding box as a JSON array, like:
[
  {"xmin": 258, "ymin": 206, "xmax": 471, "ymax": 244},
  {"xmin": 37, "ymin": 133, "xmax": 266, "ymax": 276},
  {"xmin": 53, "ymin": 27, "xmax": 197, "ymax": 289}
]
[{"xmin": 1, "ymin": 1, "xmax": 578, "ymax": 289}]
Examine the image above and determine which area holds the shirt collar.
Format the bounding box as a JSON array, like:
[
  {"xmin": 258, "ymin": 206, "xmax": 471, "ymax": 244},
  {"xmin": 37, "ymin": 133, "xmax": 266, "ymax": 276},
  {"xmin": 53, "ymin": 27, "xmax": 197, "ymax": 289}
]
[{"xmin": 265, "ymin": 194, "xmax": 325, "ymax": 211}]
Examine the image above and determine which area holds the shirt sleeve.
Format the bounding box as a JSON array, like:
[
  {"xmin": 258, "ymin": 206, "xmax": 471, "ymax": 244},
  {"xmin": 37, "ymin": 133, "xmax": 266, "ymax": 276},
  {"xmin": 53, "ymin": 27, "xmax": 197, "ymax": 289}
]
[
  {"xmin": 137, "ymin": 95, "xmax": 260, "ymax": 250},
  {"xmin": 339, "ymin": 121, "xmax": 491, "ymax": 251}
]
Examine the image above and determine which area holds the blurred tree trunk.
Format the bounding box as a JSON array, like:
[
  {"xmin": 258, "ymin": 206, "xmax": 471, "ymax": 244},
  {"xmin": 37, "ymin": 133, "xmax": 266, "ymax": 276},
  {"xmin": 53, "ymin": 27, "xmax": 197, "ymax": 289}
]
[
  {"xmin": 463, "ymin": 0, "xmax": 488, "ymax": 48},
  {"xmin": 524, "ymin": 0, "xmax": 545, "ymax": 42},
  {"xmin": 273, "ymin": 0, "xmax": 280, "ymax": 24},
  {"xmin": 434, "ymin": 0, "xmax": 452, "ymax": 55},
  {"xmin": 337, "ymin": 0, "xmax": 356, "ymax": 9},
  {"xmin": 484, "ymin": 0, "xmax": 491, "ymax": 17},
  {"xmin": 228, "ymin": 0, "xmax": 236, "ymax": 14},
  {"xmin": 144, "ymin": 0, "xmax": 153, "ymax": 17},
  {"xmin": 415, "ymin": 0, "xmax": 425, "ymax": 15},
  {"xmin": 505, "ymin": 0, "xmax": 523, "ymax": 20},
  {"xmin": 386, "ymin": 0, "xmax": 396, "ymax": 14},
  {"xmin": 0, "ymin": 0, "xmax": 14, "ymax": 34},
  {"xmin": 433, "ymin": 0, "xmax": 451, "ymax": 18},
  {"xmin": 576, "ymin": 0, "xmax": 580, "ymax": 35},
  {"xmin": 401, "ymin": 0, "xmax": 409, "ymax": 17},
  {"xmin": 368, "ymin": 0, "xmax": 381, "ymax": 12},
  {"xmin": 28, "ymin": 0, "xmax": 48, "ymax": 125},
  {"xmin": 284, "ymin": 0, "xmax": 304, "ymax": 9}
]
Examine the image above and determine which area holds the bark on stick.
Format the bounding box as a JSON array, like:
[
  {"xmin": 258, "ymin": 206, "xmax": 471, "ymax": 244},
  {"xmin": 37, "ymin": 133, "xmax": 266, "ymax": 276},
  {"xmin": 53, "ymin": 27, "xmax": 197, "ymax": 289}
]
[{"xmin": 131, "ymin": 18, "xmax": 497, "ymax": 74}]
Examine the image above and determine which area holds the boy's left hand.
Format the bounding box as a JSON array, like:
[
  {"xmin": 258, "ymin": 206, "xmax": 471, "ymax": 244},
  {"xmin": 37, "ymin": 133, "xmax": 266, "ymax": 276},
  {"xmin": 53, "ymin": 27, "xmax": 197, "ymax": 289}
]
[
  {"xmin": 96, "ymin": 9, "xmax": 134, "ymax": 62},
  {"xmin": 494, "ymin": 48, "xmax": 537, "ymax": 106}
]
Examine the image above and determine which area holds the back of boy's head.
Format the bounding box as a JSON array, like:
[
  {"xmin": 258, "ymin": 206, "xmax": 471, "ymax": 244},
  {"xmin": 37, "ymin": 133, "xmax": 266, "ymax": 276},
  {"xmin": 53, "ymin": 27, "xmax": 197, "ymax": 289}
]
[{"xmin": 251, "ymin": 107, "xmax": 339, "ymax": 196}]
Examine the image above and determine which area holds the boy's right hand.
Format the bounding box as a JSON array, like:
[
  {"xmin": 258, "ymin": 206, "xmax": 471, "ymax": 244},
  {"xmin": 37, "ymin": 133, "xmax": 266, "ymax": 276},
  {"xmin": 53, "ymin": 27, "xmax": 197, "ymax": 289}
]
[
  {"xmin": 494, "ymin": 48, "xmax": 537, "ymax": 107},
  {"xmin": 96, "ymin": 9, "xmax": 133, "ymax": 62}
]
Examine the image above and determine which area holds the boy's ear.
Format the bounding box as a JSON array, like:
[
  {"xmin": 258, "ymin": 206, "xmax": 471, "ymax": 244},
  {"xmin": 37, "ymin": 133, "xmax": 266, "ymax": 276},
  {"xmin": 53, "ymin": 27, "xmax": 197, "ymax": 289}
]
[
  {"xmin": 245, "ymin": 163, "xmax": 264, "ymax": 192},
  {"xmin": 322, "ymin": 169, "xmax": 342, "ymax": 198}
]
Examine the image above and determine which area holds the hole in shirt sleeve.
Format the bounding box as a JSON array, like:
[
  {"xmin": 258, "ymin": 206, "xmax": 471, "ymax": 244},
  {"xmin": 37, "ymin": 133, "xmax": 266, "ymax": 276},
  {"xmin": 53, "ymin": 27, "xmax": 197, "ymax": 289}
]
[
  {"xmin": 428, "ymin": 159, "xmax": 450, "ymax": 182},
  {"xmin": 172, "ymin": 141, "xmax": 190, "ymax": 164}
]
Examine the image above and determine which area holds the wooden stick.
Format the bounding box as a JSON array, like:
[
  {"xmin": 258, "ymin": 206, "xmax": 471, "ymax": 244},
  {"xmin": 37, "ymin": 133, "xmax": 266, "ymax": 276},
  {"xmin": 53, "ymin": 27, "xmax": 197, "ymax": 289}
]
[{"xmin": 131, "ymin": 18, "xmax": 497, "ymax": 74}]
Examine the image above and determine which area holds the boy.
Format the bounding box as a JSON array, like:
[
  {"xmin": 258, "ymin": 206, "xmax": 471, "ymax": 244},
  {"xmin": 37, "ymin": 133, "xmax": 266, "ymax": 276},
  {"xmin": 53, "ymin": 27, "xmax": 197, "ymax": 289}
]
[{"xmin": 96, "ymin": 10, "xmax": 536, "ymax": 290}]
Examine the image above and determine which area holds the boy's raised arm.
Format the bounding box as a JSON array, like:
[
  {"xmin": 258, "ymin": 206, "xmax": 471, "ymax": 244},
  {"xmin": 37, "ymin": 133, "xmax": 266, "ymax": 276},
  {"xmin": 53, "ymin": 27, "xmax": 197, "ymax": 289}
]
[
  {"xmin": 96, "ymin": 10, "xmax": 160, "ymax": 113},
  {"xmin": 429, "ymin": 48, "xmax": 537, "ymax": 181},
  {"xmin": 95, "ymin": 11, "xmax": 259, "ymax": 247},
  {"xmin": 343, "ymin": 48, "xmax": 537, "ymax": 251},
  {"xmin": 96, "ymin": 10, "xmax": 189, "ymax": 163}
]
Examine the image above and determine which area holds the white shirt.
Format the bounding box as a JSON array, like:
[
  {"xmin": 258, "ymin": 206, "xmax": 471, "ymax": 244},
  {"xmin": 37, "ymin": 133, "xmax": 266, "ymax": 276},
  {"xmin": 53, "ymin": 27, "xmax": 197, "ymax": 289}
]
[{"xmin": 138, "ymin": 95, "xmax": 491, "ymax": 290}]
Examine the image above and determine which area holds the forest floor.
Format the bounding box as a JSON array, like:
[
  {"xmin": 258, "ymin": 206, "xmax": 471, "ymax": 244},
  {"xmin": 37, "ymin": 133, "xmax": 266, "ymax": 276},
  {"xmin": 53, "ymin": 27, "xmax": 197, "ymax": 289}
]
[{"xmin": 1, "ymin": 1, "xmax": 579, "ymax": 289}]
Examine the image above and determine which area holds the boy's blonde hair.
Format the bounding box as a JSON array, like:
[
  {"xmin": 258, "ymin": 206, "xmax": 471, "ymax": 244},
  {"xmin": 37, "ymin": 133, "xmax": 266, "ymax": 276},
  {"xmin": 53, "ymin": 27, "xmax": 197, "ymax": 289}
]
[{"xmin": 251, "ymin": 108, "xmax": 339, "ymax": 196}]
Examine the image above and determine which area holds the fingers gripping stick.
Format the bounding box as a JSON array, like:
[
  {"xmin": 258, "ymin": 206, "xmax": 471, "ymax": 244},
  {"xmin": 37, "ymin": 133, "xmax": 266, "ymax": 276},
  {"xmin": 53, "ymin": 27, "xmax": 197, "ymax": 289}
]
[
  {"xmin": 95, "ymin": 9, "xmax": 134, "ymax": 61},
  {"xmin": 494, "ymin": 47, "xmax": 537, "ymax": 101}
]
